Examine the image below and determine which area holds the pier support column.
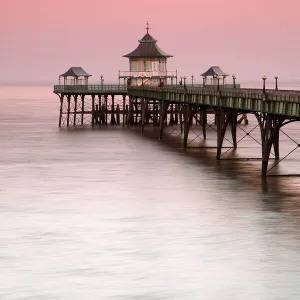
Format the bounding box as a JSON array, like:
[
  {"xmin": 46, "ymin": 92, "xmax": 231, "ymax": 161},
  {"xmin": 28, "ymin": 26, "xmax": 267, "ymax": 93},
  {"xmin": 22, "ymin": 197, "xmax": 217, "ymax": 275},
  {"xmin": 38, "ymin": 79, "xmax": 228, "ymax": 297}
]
[
  {"xmin": 273, "ymin": 129, "xmax": 280, "ymax": 159},
  {"xmin": 256, "ymin": 114, "xmax": 284, "ymax": 176},
  {"xmin": 73, "ymin": 95, "xmax": 78, "ymax": 126},
  {"xmin": 183, "ymin": 104, "xmax": 195, "ymax": 148},
  {"xmin": 141, "ymin": 98, "xmax": 149, "ymax": 133},
  {"xmin": 229, "ymin": 110, "xmax": 238, "ymax": 148},
  {"xmin": 58, "ymin": 94, "xmax": 64, "ymax": 127},
  {"xmin": 216, "ymin": 108, "xmax": 227, "ymax": 160},
  {"xmin": 200, "ymin": 107, "xmax": 207, "ymax": 140},
  {"xmin": 104, "ymin": 95, "xmax": 108, "ymax": 125},
  {"xmin": 91, "ymin": 95, "xmax": 95, "ymax": 127},
  {"xmin": 179, "ymin": 104, "xmax": 183, "ymax": 134},
  {"xmin": 111, "ymin": 95, "xmax": 116, "ymax": 125},
  {"xmin": 122, "ymin": 95, "xmax": 126, "ymax": 127},
  {"xmin": 81, "ymin": 95, "xmax": 85, "ymax": 125},
  {"xmin": 159, "ymin": 101, "xmax": 169, "ymax": 139},
  {"xmin": 127, "ymin": 97, "xmax": 134, "ymax": 127},
  {"xmin": 67, "ymin": 95, "xmax": 71, "ymax": 127},
  {"xmin": 153, "ymin": 101, "xmax": 159, "ymax": 126}
]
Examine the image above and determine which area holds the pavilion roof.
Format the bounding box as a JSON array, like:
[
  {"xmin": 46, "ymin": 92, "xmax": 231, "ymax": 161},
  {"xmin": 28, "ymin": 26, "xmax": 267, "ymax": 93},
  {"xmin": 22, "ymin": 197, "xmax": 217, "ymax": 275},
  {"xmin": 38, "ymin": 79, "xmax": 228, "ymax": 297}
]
[
  {"xmin": 201, "ymin": 66, "xmax": 229, "ymax": 77},
  {"xmin": 60, "ymin": 67, "xmax": 91, "ymax": 78},
  {"xmin": 123, "ymin": 32, "xmax": 172, "ymax": 58}
]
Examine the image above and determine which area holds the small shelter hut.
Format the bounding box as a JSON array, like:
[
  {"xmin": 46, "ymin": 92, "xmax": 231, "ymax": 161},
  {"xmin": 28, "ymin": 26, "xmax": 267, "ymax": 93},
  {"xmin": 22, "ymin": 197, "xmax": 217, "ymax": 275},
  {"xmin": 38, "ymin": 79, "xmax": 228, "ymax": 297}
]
[
  {"xmin": 201, "ymin": 66, "xmax": 229, "ymax": 86},
  {"xmin": 59, "ymin": 67, "xmax": 91, "ymax": 85}
]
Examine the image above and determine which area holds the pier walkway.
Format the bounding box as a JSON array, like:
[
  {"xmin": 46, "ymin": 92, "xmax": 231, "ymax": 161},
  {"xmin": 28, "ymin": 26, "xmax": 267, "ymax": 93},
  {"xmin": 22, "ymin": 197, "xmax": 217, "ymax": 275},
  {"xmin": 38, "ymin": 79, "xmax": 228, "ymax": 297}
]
[{"xmin": 54, "ymin": 84, "xmax": 300, "ymax": 176}]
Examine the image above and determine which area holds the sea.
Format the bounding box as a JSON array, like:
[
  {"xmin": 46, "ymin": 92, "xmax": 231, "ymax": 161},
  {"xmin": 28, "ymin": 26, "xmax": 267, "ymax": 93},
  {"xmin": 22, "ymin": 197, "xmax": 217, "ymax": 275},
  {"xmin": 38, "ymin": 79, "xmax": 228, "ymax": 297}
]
[{"xmin": 1, "ymin": 83, "xmax": 300, "ymax": 300}]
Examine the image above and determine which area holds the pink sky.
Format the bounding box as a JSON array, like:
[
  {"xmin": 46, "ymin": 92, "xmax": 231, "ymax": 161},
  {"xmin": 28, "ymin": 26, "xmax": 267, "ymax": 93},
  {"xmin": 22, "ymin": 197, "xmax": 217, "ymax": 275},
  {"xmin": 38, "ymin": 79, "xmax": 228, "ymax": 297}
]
[{"xmin": 1, "ymin": 0, "xmax": 300, "ymax": 85}]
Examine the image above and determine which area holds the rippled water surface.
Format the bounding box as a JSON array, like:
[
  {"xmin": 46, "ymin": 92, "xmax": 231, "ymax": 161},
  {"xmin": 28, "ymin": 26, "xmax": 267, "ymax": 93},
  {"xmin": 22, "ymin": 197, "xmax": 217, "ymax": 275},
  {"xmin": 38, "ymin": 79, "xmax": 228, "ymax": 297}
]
[{"xmin": 1, "ymin": 86, "xmax": 300, "ymax": 299}]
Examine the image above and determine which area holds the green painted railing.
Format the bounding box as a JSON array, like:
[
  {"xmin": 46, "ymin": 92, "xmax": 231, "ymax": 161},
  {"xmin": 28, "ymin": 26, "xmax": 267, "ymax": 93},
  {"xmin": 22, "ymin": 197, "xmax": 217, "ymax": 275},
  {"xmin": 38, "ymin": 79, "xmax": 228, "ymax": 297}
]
[{"xmin": 53, "ymin": 85, "xmax": 128, "ymax": 93}]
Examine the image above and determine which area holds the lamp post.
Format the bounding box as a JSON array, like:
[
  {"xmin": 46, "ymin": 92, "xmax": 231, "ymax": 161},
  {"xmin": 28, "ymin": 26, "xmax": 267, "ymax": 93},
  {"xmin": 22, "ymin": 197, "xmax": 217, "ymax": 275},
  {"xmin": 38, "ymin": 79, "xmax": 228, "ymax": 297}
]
[
  {"xmin": 59, "ymin": 76, "xmax": 61, "ymax": 85},
  {"xmin": 180, "ymin": 76, "xmax": 183, "ymax": 86},
  {"xmin": 262, "ymin": 75, "xmax": 267, "ymax": 93},
  {"xmin": 274, "ymin": 75, "xmax": 278, "ymax": 90},
  {"xmin": 191, "ymin": 74, "xmax": 194, "ymax": 87},
  {"xmin": 232, "ymin": 74, "xmax": 236, "ymax": 88},
  {"xmin": 183, "ymin": 76, "xmax": 186, "ymax": 86},
  {"xmin": 217, "ymin": 76, "xmax": 220, "ymax": 90},
  {"xmin": 100, "ymin": 75, "xmax": 104, "ymax": 87}
]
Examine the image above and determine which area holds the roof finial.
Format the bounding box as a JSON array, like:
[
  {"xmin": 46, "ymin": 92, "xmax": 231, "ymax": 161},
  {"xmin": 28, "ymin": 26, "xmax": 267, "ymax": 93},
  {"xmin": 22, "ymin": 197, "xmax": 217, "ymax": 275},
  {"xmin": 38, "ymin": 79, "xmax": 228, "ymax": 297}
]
[{"xmin": 145, "ymin": 21, "xmax": 151, "ymax": 33}]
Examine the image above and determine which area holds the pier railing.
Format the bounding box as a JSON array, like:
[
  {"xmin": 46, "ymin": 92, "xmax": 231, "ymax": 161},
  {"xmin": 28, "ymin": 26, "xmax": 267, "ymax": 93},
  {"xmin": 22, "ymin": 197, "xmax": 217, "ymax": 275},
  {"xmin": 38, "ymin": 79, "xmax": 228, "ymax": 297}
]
[
  {"xmin": 119, "ymin": 71, "xmax": 177, "ymax": 78},
  {"xmin": 128, "ymin": 86, "xmax": 300, "ymax": 118},
  {"xmin": 54, "ymin": 85, "xmax": 128, "ymax": 94}
]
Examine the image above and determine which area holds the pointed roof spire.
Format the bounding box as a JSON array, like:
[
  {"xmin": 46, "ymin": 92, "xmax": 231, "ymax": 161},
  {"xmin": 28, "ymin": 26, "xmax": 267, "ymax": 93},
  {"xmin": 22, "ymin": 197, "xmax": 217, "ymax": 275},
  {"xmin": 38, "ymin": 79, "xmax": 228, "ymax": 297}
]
[
  {"xmin": 123, "ymin": 23, "xmax": 173, "ymax": 58},
  {"xmin": 145, "ymin": 21, "xmax": 151, "ymax": 33}
]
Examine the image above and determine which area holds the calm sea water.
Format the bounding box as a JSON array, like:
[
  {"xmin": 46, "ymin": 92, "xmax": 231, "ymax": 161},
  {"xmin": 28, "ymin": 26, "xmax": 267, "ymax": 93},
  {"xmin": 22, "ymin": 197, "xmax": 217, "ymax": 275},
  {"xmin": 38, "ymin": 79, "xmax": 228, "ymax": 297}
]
[{"xmin": 1, "ymin": 85, "xmax": 300, "ymax": 300}]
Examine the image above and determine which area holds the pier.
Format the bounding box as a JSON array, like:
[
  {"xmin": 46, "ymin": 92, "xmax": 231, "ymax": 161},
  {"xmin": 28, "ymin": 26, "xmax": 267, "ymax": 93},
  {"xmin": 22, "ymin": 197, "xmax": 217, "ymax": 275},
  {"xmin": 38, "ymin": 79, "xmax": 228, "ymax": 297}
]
[{"xmin": 53, "ymin": 24, "xmax": 300, "ymax": 177}]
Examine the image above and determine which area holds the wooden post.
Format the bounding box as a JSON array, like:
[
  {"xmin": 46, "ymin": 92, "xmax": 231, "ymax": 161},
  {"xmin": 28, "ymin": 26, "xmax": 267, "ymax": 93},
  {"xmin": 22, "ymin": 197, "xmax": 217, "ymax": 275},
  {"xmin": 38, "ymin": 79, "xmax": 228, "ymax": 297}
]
[{"xmin": 58, "ymin": 94, "xmax": 64, "ymax": 127}]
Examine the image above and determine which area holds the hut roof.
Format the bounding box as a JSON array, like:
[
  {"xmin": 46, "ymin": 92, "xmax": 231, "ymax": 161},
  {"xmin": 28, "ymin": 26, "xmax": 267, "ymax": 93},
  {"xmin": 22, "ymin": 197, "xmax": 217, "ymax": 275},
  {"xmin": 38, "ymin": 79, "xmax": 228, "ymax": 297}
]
[
  {"xmin": 201, "ymin": 66, "xmax": 229, "ymax": 77},
  {"xmin": 60, "ymin": 67, "xmax": 91, "ymax": 78},
  {"xmin": 123, "ymin": 32, "xmax": 172, "ymax": 58}
]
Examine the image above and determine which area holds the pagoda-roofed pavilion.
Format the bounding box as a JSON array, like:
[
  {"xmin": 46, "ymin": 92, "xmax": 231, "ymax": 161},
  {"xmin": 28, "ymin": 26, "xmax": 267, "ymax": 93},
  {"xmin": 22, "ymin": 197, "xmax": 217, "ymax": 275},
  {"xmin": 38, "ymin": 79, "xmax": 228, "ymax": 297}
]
[
  {"xmin": 59, "ymin": 67, "xmax": 91, "ymax": 85},
  {"xmin": 201, "ymin": 66, "xmax": 229, "ymax": 86},
  {"xmin": 119, "ymin": 22, "xmax": 177, "ymax": 86}
]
